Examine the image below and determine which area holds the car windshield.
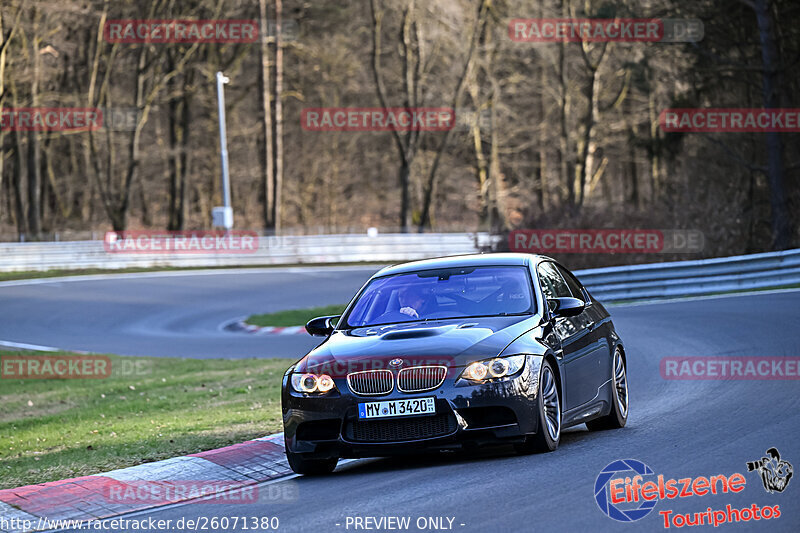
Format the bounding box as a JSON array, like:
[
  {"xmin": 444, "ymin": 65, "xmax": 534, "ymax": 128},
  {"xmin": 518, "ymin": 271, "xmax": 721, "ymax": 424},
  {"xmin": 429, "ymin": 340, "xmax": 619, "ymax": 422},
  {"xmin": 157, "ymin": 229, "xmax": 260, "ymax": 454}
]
[{"xmin": 344, "ymin": 266, "xmax": 535, "ymax": 328}]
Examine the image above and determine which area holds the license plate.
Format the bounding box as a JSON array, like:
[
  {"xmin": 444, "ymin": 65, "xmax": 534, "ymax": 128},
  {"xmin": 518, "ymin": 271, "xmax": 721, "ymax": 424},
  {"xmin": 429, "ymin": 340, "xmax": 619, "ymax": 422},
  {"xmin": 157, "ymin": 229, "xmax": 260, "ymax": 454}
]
[{"xmin": 358, "ymin": 397, "xmax": 436, "ymax": 419}]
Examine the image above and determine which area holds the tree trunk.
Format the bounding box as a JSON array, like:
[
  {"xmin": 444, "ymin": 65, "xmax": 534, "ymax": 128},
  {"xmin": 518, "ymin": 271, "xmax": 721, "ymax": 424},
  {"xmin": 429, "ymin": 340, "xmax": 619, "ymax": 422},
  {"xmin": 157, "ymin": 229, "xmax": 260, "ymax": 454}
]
[
  {"xmin": 12, "ymin": 121, "xmax": 27, "ymax": 239},
  {"xmin": 536, "ymin": 59, "xmax": 547, "ymax": 210},
  {"xmin": 0, "ymin": 13, "xmax": 7, "ymax": 222},
  {"xmin": 647, "ymin": 76, "xmax": 660, "ymax": 203},
  {"xmin": 274, "ymin": 0, "xmax": 284, "ymax": 233},
  {"xmin": 167, "ymin": 53, "xmax": 181, "ymax": 230},
  {"xmin": 577, "ymin": 68, "xmax": 602, "ymax": 208},
  {"xmin": 114, "ymin": 44, "xmax": 149, "ymax": 232},
  {"xmin": 26, "ymin": 11, "xmax": 42, "ymax": 238},
  {"xmin": 399, "ymin": 158, "xmax": 411, "ymax": 231},
  {"xmin": 574, "ymin": 68, "xmax": 596, "ymax": 209},
  {"xmin": 487, "ymin": 87, "xmax": 506, "ymax": 231},
  {"xmin": 572, "ymin": 1, "xmax": 609, "ymax": 211},
  {"xmin": 628, "ymin": 139, "xmax": 639, "ymax": 208},
  {"xmin": 179, "ymin": 83, "xmax": 191, "ymax": 229},
  {"xmin": 557, "ymin": 27, "xmax": 571, "ymax": 209},
  {"xmin": 469, "ymin": 90, "xmax": 489, "ymax": 227},
  {"xmin": 166, "ymin": 61, "xmax": 192, "ymax": 231},
  {"xmin": 624, "ymin": 92, "xmax": 639, "ymax": 208},
  {"xmin": 259, "ymin": 0, "xmax": 275, "ymax": 230},
  {"xmin": 753, "ymin": 0, "xmax": 790, "ymax": 249},
  {"xmin": 0, "ymin": 0, "xmax": 23, "ymax": 229}
]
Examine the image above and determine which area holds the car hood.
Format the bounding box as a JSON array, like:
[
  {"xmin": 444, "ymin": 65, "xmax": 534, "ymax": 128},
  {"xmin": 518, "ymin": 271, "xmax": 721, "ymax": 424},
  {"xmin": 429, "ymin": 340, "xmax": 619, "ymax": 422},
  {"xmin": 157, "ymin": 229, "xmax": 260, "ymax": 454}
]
[{"xmin": 296, "ymin": 315, "xmax": 541, "ymax": 376}]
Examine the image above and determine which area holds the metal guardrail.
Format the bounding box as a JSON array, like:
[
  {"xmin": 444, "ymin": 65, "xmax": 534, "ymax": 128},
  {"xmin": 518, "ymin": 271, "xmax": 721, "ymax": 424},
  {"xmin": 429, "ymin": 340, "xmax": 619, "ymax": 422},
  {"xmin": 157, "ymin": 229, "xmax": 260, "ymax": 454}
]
[
  {"xmin": 575, "ymin": 248, "xmax": 800, "ymax": 301},
  {"xmin": 1, "ymin": 233, "xmax": 797, "ymax": 301},
  {"xmin": 0, "ymin": 233, "xmax": 494, "ymax": 272}
]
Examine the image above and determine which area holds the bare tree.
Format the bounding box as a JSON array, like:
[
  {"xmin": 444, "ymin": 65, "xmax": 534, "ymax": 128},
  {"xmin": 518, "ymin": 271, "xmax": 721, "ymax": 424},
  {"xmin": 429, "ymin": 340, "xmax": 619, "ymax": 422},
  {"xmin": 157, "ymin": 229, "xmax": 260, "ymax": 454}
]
[
  {"xmin": 417, "ymin": 0, "xmax": 490, "ymax": 231},
  {"xmin": 370, "ymin": 0, "xmax": 424, "ymax": 232}
]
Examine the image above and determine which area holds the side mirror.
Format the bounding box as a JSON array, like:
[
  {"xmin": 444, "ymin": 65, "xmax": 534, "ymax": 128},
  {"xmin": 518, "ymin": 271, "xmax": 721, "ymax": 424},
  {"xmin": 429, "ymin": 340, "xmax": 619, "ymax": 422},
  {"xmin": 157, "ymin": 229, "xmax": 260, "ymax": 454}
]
[
  {"xmin": 305, "ymin": 315, "xmax": 340, "ymax": 337},
  {"xmin": 547, "ymin": 297, "xmax": 585, "ymax": 318}
]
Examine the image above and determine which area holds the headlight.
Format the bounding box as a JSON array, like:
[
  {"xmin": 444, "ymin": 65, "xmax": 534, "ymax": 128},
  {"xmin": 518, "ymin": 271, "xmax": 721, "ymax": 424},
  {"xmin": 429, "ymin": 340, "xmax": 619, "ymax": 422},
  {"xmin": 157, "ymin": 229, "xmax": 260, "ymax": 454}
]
[
  {"xmin": 290, "ymin": 373, "xmax": 336, "ymax": 394},
  {"xmin": 460, "ymin": 355, "xmax": 526, "ymax": 382}
]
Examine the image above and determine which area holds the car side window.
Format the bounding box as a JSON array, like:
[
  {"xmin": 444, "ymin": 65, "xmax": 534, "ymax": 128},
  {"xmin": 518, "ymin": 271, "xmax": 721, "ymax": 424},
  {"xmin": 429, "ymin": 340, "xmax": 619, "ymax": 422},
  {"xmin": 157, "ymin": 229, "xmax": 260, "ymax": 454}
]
[
  {"xmin": 537, "ymin": 262, "xmax": 572, "ymax": 299},
  {"xmin": 556, "ymin": 264, "xmax": 588, "ymax": 302}
]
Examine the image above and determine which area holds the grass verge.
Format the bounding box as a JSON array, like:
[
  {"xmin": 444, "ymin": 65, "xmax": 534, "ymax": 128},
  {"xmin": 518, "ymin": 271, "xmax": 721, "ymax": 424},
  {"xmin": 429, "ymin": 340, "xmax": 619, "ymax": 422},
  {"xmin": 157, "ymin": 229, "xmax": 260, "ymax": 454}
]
[
  {"xmin": 0, "ymin": 351, "xmax": 290, "ymax": 490},
  {"xmin": 245, "ymin": 304, "xmax": 346, "ymax": 327}
]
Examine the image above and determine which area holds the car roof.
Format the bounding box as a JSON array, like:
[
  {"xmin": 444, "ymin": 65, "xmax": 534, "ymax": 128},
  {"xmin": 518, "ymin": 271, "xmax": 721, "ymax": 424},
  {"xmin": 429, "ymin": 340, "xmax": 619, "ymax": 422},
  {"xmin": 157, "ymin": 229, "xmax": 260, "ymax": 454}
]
[{"xmin": 374, "ymin": 252, "xmax": 552, "ymax": 278}]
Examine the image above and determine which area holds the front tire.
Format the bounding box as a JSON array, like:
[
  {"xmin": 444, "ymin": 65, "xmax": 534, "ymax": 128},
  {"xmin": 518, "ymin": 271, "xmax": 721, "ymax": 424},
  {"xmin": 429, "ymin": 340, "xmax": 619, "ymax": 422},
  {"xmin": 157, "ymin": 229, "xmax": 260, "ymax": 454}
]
[
  {"xmin": 515, "ymin": 359, "xmax": 560, "ymax": 454},
  {"xmin": 286, "ymin": 452, "xmax": 338, "ymax": 475},
  {"xmin": 586, "ymin": 347, "xmax": 628, "ymax": 431}
]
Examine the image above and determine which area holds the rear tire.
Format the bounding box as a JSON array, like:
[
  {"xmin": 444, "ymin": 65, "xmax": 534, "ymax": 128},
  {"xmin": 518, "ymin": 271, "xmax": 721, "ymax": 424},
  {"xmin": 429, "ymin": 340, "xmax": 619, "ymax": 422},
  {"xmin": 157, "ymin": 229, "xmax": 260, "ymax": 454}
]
[
  {"xmin": 286, "ymin": 452, "xmax": 338, "ymax": 475},
  {"xmin": 586, "ymin": 347, "xmax": 628, "ymax": 431},
  {"xmin": 515, "ymin": 359, "xmax": 560, "ymax": 454}
]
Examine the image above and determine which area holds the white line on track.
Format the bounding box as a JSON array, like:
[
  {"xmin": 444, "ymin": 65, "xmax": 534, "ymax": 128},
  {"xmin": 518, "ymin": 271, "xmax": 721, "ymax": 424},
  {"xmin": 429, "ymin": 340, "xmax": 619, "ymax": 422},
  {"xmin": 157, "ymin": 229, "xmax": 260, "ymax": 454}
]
[{"xmin": 0, "ymin": 340, "xmax": 60, "ymax": 351}]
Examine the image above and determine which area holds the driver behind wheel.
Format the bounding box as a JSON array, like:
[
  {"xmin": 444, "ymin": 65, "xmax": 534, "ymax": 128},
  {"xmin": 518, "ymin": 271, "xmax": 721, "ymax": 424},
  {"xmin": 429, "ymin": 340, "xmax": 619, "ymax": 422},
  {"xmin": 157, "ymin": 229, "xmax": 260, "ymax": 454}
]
[{"xmin": 398, "ymin": 285, "xmax": 432, "ymax": 319}]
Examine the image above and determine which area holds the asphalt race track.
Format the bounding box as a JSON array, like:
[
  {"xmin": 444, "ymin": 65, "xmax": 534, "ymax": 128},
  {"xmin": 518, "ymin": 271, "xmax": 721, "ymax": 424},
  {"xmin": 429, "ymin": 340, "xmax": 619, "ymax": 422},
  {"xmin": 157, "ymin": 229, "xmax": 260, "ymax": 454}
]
[
  {"xmin": 0, "ymin": 267, "xmax": 381, "ymax": 359},
  {"xmin": 3, "ymin": 269, "xmax": 799, "ymax": 531}
]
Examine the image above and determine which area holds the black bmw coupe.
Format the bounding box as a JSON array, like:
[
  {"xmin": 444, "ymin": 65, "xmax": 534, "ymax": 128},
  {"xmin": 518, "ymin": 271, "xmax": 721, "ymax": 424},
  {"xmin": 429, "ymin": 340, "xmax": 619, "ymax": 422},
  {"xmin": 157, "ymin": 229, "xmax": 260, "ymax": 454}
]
[{"xmin": 281, "ymin": 253, "xmax": 628, "ymax": 474}]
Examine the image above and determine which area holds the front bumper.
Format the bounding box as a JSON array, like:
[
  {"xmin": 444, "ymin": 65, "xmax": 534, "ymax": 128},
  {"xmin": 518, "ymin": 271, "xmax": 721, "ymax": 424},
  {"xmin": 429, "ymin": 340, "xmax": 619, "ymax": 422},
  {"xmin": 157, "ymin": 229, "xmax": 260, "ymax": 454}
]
[{"xmin": 281, "ymin": 361, "xmax": 542, "ymax": 459}]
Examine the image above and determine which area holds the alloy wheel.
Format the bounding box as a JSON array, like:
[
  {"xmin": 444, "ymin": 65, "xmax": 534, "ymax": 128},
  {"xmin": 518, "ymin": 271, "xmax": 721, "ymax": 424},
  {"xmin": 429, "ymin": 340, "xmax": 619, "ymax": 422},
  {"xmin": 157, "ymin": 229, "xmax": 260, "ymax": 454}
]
[
  {"xmin": 613, "ymin": 349, "xmax": 628, "ymax": 418},
  {"xmin": 541, "ymin": 366, "xmax": 560, "ymax": 441}
]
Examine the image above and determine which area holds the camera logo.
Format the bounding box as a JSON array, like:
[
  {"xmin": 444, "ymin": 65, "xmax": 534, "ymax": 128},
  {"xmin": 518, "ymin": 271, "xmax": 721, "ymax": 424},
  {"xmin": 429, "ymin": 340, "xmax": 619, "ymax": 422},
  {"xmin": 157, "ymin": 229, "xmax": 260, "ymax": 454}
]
[
  {"xmin": 594, "ymin": 459, "xmax": 658, "ymax": 522},
  {"xmin": 747, "ymin": 448, "xmax": 793, "ymax": 494}
]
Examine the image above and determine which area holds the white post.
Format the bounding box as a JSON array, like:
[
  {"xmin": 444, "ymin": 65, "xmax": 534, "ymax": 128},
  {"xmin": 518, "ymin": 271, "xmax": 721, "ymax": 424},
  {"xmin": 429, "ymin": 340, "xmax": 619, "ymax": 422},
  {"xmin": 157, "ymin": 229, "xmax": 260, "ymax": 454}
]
[{"xmin": 214, "ymin": 71, "xmax": 233, "ymax": 229}]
